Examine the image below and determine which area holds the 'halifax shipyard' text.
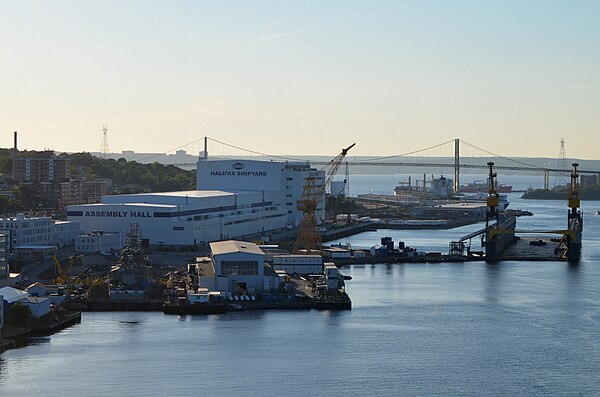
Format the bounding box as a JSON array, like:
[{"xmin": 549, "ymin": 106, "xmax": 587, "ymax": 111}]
[{"xmin": 210, "ymin": 171, "xmax": 267, "ymax": 176}]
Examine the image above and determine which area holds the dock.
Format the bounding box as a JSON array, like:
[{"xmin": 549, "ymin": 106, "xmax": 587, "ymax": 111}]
[{"xmin": 497, "ymin": 237, "xmax": 564, "ymax": 261}]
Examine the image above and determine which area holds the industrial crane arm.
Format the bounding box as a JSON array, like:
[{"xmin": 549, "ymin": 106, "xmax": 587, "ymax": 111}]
[{"xmin": 294, "ymin": 143, "xmax": 355, "ymax": 252}]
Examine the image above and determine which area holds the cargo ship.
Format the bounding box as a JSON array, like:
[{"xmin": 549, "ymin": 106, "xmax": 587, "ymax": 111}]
[
  {"xmin": 460, "ymin": 178, "xmax": 512, "ymax": 193},
  {"xmin": 393, "ymin": 175, "xmax": 454, "ymax": 198}
]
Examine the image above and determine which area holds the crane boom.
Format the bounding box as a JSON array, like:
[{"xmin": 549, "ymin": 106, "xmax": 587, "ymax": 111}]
[{"xmin": 294, "ymin": 143, "xmax": 355, "ymax": 252}]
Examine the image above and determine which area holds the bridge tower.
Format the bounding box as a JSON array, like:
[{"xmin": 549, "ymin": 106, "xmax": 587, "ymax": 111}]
[
  {"xmin": 199, "ymin": 136, "xmax": 209, "ymax": 161},
  {"xmin": 454, "ymin": 138, "xmax": 460, "ymax": 192}
]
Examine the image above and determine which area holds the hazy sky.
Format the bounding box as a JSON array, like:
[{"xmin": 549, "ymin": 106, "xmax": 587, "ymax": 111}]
[{"xmin": 1, "ymin": 0, "xmax": 599, "ymax": 159}]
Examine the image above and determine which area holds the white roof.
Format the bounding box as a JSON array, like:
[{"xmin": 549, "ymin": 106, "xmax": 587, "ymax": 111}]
[
  {"xmin": 210, "ymin": 240, "xmax": 264, "ymax": 256},
  {"xmin": 73, "ymin": 202, "xmax": 176, "ymax": 209},
  {"xmin": 0, "ymin": 286, "xmax": 29, "ymax": 303},
  {"xmin": 109, "ymin": 190, "xmax": 236, "ymax": 200}
]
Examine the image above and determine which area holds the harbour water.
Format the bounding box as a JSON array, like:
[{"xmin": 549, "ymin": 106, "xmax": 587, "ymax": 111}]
[{"xmin": 1, "ymin": 195, "xmax": 600, "ymax": 396}]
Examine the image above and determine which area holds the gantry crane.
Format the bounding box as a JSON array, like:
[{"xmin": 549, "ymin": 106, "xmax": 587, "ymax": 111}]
[{"xmin": 294, "ymin": 143, "xmax": 355, "ymax": 253}]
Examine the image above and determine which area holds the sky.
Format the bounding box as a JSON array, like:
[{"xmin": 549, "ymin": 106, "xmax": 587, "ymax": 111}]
[{"xmin": 1, "ymin": 0, "xmax": 599, "ymax": 159}]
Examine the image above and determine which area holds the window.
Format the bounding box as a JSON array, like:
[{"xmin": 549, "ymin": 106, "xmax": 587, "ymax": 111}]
[
  {"xmin": 220, "ymin": 260, "xmax": 258, "ymax": 276},
  {"xmin": 173, "ymin": 226, "xmax": 184, "ymax": 231}
]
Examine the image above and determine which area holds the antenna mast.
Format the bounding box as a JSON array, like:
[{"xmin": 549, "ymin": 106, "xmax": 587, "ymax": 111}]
[{"xmin": 101, "ymin": 126, "xmax": 110, "ymax": 159}]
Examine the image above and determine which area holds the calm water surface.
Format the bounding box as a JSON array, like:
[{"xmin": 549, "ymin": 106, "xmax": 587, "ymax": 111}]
[{"xmin": 1, "ymin": 196, "xmax": 599, "ymax": 396}]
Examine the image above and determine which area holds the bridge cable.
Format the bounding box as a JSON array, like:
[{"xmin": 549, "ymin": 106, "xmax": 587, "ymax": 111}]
[
  {"xmin": 207, "ymin": 137, "xmax": 312, "ymax": 162},
  {"xmin": 360, "ymin": 139, "xmax": 456, "ymax": 162},
  {"xmin": 460, "ymin": 140, "xmax": 552, "ymax": 170},
  {"xmin": 136, "ymin": 137, "xmax": 207, "ymax": 163}
]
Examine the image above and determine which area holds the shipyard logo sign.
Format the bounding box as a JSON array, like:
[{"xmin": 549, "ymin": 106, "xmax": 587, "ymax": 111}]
[{"xmin": 210, "ymin": 163, "xmax": 268, "ymax": 177}]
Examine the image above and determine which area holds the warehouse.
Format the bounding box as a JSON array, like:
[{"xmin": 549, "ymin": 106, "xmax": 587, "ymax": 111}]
[
  {"xmin": 67, "ymin": 190, "xmax": 287, "ymax": 247},
  {"xmin": 67, "ymin": 159, "xmax": 325, "ymax": 247},
  {"xmin": 198, "ymin": 240, "xmax": 281, "ymax": 294}
]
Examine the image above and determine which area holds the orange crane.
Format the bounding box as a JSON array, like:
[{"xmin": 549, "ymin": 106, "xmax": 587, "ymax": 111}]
[{"xmin": 294, "ymin": 143, "xmax": 355, "ymax": 253}]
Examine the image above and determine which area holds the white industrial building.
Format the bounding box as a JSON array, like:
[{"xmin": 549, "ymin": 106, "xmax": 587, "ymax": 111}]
[
  {"xmin": 196, "ymin": 159, "xmax": 325, "ymax": 227},
  {"xmin": 0, "ymin": 233, "xmax": 7, "ymax": 282},
  {"xmin": 271, "ymin": 254, "xmax": 323, "ymax": 274},
  {"xmin": 67, "ymin": 190, "xmax": 287, "ymax": 246},
  {"xmin": 67, "ymin": 159, "xmax": 325, "ymax": 247},
  {"xmin": 198, "ymin": 240, "xmax": 280, "ymax": 294},
  {"xmin": 53, "ymin": 221, "xmax": 81, "ymax": 247},
  {"xmin": 76, "ymin": 231, "xmax": 122, "ymax": 255},
  {"xmin": 0, "ymin": 214, "xmax": 80, "ymax": 250}
]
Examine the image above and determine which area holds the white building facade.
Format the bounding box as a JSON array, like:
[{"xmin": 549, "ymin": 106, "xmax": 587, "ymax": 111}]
[
  {"xmin": 271, "ymin": 254, "xmax": 323, "ymax": 274},
  {"xmin": 76, "ymin": 231, "xmax": 122, "ymax": 255},
  {"xmin": 0, "ymin": 233, "xmax": 7, "ymax": 283},
  {"xmin": 53, "ymin": 220, "xmax": 81, "ymax": 247},
  {"xmin": 0, "ymin": 214, "xmax": 80, "ymax": 250},
  {"xmin": 67, "ymin": 190, "xmax": 287, "ymax": 246},
  {"xmin": 196, "ymin": 159, "xmax": 325, "ymax": 227},
  {"xmin": 199, "ymin": 240, "xmax": 280, "ymax": 294}
]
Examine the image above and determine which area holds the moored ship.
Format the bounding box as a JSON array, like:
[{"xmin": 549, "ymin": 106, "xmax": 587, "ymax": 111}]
[{"xmin": 460, "ymin": 178, "xmax": 512, "ymax": 193}]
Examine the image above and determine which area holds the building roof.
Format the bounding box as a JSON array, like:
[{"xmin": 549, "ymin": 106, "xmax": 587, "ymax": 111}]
[
  {"xmin": 210, "ymin": 240, "xmax": 264, "ymax": 256},
  {"xmin": 26, "ymin": 282, "xmax": 47, "ymax": 291},
  {"xmin": 109, "ymin": 190, "xmax": 236, "ymax": 200},
  {"xmin": 25, "ymin": 296, "xmax": 50, "ymax": 304},
  {"xmin": 0, "ymin": 286, "xmax": 29, "ymax": 303},
  {"xmin": 322, "ymin": 247, "xmax": 350, "ymax": 253},
  {"xmin": 73, "ymin": 202, "xmax": 176, "ymax": 209}
]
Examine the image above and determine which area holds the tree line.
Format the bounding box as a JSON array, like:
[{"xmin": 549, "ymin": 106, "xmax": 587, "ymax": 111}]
[{"xmin": 0, "ymin": 149, "xmax": 196, "ymax": 212}]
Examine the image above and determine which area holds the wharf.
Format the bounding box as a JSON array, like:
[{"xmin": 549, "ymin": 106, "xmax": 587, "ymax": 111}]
[
  {"xmin": 496, "ymin": 237, "xmax": 564, "ymax": 261},
  {"xmin": 70, "ymin": 299, "xmax": 163, "ymax": 312},
  {"xmin": 321, "ymin": 222, "xmax": 377, "ymax": 242},
  {"xmin": 1, "ymin": 327, "xmax": 31, "ymax": 351},
  {"xmin": 380, "ymin": 218, "xmax": 480, "ymax": 230},
  {"xmin": 164, "ymin": 297, "xmax": 351, "ymax": 315},
  {"xmin": 1, "ymin": 312, "xmax": 81, "ymax": 354},
  {"xmin": 75, "ymin": 294, "xmax": 350, "ymax": 313},
  {"xmin": 321, "ymin": 218, "xmax": 480, "ymax": 243},
  {"xmin": 29, "ymin": 311, "xmax": 82, "ymax": 336},
  {"xmin": 230, "ymin": 296, "xmax": 351, "ymax": 311},
  {"xmin": 0, "ymin": 339, "xmax": 16, "ymax": 352},
  {"xmin": 333, "ymin": 254, "xmax": 483, "ymax": 266}
]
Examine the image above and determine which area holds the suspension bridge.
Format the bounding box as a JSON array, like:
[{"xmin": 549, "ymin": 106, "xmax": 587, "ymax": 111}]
[{"xmin": 160, "ymin": 137, "xmax": 598, "ymax": 191}]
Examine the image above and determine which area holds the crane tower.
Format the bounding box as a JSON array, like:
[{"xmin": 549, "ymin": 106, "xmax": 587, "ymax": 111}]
[{"xmin": 294, "ymin": 143, "xmax": 355, "ymax": 253}]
